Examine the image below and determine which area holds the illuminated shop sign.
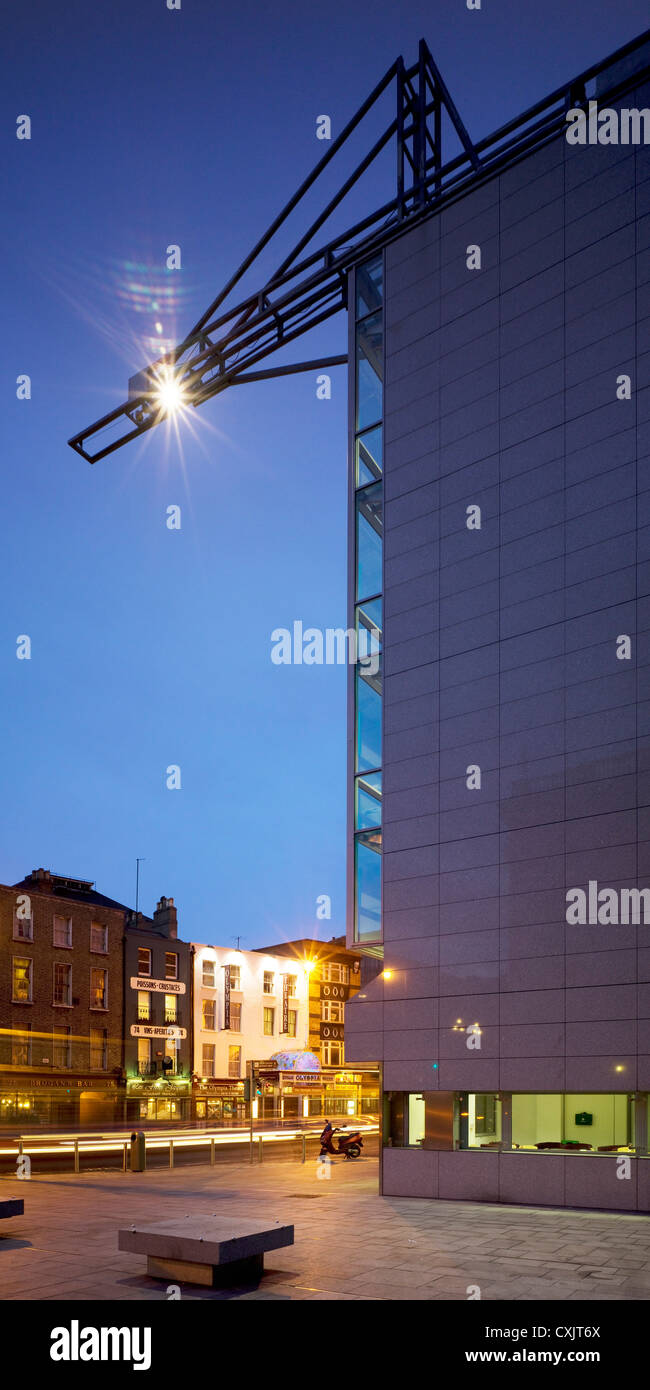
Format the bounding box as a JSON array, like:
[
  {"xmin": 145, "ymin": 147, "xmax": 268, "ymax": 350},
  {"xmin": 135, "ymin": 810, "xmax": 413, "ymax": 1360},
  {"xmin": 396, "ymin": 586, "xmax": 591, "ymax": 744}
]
[
  {"xmin": 130, "ymin": 1024, "xmax": 187, "ymax": 1039},
  {"xmin": 224, "ymin": 964, "xmax": 231, "ymax": 1029},
  {"xmin": 0, "ymin": 1077, "xmax": 118, "ymax": 1089},
  {"xmin": 130, "ymin": 978, "xmax": 185, "ymax": 994},
  {"xmin": 194, "ymin": 1078, "xmax": 244, "ymax": 1089},
  {"xmin": 126, "ymin": 1079, "xmax": 190, "ymax": 1093},
  {"xmin": 280, "ymin": 1071, "xmax": 321, "ymax": 1085}
]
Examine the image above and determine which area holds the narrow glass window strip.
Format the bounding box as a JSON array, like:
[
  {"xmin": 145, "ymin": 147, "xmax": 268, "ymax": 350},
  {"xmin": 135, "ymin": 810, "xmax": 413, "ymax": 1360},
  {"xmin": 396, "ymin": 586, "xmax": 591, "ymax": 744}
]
[
  {"xmin": 355, "ymin": 257, "xmax": 383, "ymax": 319},
  {"xmin": 353, "ymin": 256, "xmax": 383, "ymax": 947},
  {"xmin": 354, "ymin": 829, "xmax": 382, "ymax": 943},
  {"xmin": 355, "ymin": 425, "xmax": 383, "ymax": 487},
  {"xmin": 355, "ymin": 597, "xmax": 382, "ymax": 679},
  {"xmin": 355, "ymin": 771, "xmax": 382, "ymax": 830},
  {"xmin": 356, "ymin": 311, "xmax": 383, "ymax": 432},
  {"xmin": 356, "ymin": 666, "xmax": 382, "ymax": 774},
  {"xmin": 356, "ymin": 483, "xmax": 383, "ymax": 602}
]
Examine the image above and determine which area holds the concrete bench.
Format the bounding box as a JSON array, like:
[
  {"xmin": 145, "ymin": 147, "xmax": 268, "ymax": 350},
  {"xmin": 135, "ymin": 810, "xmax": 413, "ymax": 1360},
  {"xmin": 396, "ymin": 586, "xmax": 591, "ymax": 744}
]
[
  {"xmin": 0, "ymin": 1200, "xmax": 24, "ymax": 1220},
  {"xmin": 118, "ymin": 1215, "xmax": 294, "ymax": 1287}
]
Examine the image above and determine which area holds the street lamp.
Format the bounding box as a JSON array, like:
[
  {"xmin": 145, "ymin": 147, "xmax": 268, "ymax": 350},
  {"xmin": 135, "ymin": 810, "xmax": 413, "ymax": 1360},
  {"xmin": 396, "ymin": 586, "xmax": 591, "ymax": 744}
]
[{"xmin": 154, "ymin": 368, "xmax": 186, "ymax": 416}]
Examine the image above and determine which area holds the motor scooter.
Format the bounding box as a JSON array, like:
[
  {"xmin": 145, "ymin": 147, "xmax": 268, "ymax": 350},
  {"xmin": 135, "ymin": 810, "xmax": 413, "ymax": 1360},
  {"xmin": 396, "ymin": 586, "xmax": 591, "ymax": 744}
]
[{"xmin": 319, "ymin": 1125, "xmax": 363, "ymax": 1159}]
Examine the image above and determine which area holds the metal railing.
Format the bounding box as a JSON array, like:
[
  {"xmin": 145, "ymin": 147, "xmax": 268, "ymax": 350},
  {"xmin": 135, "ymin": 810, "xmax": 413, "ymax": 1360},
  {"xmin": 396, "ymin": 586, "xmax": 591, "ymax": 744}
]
[{"xmin": 1, "ymin": 1125, "xmax": 379, "ymax": 1175}]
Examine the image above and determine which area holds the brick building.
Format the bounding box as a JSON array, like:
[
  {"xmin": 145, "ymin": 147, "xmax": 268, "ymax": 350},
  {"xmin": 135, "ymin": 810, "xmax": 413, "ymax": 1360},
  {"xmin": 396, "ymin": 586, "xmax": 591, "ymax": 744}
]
[
  {"xmin": 0, "ymin": 869, "xmax": 126, "ymax": 1127},
  {"xmin": 124, "ymin": 898, "xmax": 193, "ymax": 1123}
]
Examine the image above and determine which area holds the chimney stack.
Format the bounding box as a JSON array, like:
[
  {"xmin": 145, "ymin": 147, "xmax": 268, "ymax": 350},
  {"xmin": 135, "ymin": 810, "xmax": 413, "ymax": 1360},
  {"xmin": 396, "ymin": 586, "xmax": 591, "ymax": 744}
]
[
  {"xmin": 29, "ymin": 868, "xmax": 51, "ymax": 884},
  {"xmin": 153, "ymin": 896, "xmax": 177, "ymax": 938}
]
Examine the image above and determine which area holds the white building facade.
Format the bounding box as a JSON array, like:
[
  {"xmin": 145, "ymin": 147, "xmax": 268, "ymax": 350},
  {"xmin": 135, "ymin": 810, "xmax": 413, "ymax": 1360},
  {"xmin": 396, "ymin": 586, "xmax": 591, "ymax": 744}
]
[{"xmin": 190, "ymin": 943, "xmax": 310, "ymax": 1122}]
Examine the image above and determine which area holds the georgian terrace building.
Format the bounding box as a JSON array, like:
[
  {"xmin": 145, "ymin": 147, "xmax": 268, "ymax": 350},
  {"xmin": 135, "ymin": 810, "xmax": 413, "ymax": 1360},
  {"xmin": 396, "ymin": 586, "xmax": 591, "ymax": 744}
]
[
  {"xmin": 124, "ymin": 897, "xmax": 193, "ymax": 1124},
  {"xmin": 190, "ymin": 943, "xmax": 310, "ymax": 1122},
  {"xmin": 0, "ymin": 869, "xmax": 126, "ymax": 1127},
  {"xmin": 0, "ymin": 869, "xmax": 193, "ymax": 1128}
]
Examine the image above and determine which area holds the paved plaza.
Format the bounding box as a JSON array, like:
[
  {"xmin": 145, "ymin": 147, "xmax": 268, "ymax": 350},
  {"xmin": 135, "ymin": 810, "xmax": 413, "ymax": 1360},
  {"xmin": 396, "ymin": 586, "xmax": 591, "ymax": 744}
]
[{"xmin": 1, "ymin": 1153, "xmax": 650, "ymax": 1301}]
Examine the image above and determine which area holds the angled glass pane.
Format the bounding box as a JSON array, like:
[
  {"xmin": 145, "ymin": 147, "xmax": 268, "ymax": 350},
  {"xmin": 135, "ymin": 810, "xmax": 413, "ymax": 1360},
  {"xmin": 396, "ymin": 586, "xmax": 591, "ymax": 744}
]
[
  {"xmin": 356, "ymin": 667, "xmax": 382, "ymax": 772},
  {"xmin": 356, "ymin": 257, "xmax": 383, "ymax": 318},
  {"xmin": 356, "ymin": 425, "xmax": 383, "ymax": 487},
  {"xmin": 356, "ymin": 596, "xmax": 382, "ymax": 652},
  {"xmin": 356, "ymin": 311, "xmax": 383, "ymax": 430},
  {"xmin": 355, "ymin": 771, "xmax": 382, "ymax": 830},
  {"xmin": 355, "ymin": 598, "xmax": 382, "ymax": 686},
  {"xmin": 355, "ymin": 829, "xmax": 382, "ymax": 942},
  {"xmin": 356, "ymin": 483, "xmax": 382, "ymax": 601}
]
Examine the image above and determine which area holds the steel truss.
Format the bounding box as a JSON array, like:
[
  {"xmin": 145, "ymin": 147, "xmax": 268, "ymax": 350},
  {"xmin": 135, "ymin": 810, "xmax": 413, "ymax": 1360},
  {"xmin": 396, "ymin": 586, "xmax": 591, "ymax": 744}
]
[{"xmin": 69, "ymin": 29, "xmax": 650, "ymax": 463}]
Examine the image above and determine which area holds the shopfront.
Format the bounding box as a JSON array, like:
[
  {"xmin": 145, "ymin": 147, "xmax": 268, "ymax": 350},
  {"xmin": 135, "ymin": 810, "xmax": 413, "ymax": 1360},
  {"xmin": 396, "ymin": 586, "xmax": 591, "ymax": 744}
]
[
  {"xmin": 125, "ymin": 1076, "xmax": 191, "ymax": 1122},
  {"xmin": 251, "ymin": 1055, "xmax": 380, "ymax": 1122},
  {"xmin": 0, "ymin": 1074, "xmax": 121, "ymax": 1128},
  {"xmin": 193, "ymin": 1079, "xmax": 246, "ymax": 1124},
  {"xmin": 329, "ymin": 1069, "xmax": 379, "ymax": 1117},
  {"xmin": 251, "ymin": 1054, "xmax": 323, "ymax": 1122},
  {"xmin": 277, "ymin": 1071, "xmax": 321, "ymax": 1119}
]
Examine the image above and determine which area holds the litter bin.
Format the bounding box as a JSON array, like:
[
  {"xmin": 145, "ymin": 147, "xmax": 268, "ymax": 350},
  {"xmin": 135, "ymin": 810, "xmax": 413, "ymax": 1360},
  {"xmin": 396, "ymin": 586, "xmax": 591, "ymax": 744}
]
[{"xmin": 130, "ymin": 1130, "xmax": 146, "ymax": 1172}]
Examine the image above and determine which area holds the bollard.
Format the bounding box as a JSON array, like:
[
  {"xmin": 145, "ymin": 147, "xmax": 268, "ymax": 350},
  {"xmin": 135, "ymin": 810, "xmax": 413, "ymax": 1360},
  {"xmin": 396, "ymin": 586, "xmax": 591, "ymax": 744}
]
[
  {"xmin": 130, "ymin": 1131, "xmax": 146, "ymax": 1173},
  {"xmin": 169, "ymin": 1139, "xmax": 174, "ymax": 1169},
  {"xmin": 122, "ymin": 1141, "xmax": 128, "ymax": 1172},
  {"xmin": 74, "ymin": 1139, "xmax": 80, "ymax": 1174},
  {"xmin": 210, "ymin": 1138, "xmax": 215, "ymax": 1166},
  {"xmin": 302, "ymin": 1135, "xmax": 306, "ymax": 1164},
  {"xmin": 258, "ymin": 1136, "xmax": 263, "ymax": 1163}
]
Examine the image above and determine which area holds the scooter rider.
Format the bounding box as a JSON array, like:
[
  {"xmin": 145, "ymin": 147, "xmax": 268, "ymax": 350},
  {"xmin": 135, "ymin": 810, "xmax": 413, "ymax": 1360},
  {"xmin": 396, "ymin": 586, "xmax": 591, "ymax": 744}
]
[{"xmin": 320, "ymin": 1119, "xmax": 336, "ymax": 1154}]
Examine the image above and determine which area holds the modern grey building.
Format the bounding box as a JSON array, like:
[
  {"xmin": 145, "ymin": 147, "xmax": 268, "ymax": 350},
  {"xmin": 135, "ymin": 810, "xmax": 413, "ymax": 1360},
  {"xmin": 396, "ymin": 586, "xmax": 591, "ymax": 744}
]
[{"xmin": 345, "ymin": 36, "xmax": 650, "ymax": 1212}]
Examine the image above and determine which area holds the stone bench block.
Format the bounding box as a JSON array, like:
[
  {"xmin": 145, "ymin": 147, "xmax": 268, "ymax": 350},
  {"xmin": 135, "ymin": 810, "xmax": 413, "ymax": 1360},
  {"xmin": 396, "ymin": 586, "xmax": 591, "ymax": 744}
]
[
  {"xmin": 118, "ymin": 1215, "xmax": 294, "ymax": 1287},
  {"xmin": 0, "ymin": 1200, "xmax": 24, "ymax": 1220}
]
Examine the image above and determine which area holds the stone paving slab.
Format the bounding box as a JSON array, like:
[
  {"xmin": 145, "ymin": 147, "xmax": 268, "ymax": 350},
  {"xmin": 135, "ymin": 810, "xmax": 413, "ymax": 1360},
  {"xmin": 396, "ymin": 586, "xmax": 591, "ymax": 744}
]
[{"xmin": 1, "ymin": 1154, "xmax": 649, "ymax": 1301}]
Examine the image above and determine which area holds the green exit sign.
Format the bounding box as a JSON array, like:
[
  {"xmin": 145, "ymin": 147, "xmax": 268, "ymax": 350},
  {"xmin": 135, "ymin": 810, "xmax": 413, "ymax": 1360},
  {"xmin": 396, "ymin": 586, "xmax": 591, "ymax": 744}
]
[{"xmin": 575, "ymin": 1111, "xmax": 593, "ymax": 1126}]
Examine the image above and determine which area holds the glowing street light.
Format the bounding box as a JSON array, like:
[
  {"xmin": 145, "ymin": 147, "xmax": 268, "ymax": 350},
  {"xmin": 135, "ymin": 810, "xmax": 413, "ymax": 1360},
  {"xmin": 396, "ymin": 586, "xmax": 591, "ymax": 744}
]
[{"xmin": 154, "ymin": 369, "xmax": 186, "ymax": 416}]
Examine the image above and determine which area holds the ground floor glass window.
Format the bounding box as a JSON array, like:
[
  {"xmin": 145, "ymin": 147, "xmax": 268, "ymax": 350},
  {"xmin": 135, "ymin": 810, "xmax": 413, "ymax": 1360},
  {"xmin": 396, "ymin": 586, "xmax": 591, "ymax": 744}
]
[
  {"xmin": 408, "ymin": 1093, "xmax": 425, "ymax": 1145},
  {"xmin": 460, "ymin": 1093, "xmax": 502, "ymax": 1148},
  {"xmin": 511, "ymin": 1094, "xmax": 633, "ymax": 1151},
  {"xmin": 459, "ymin": 1093, "xmax": 633, "ymax": 1151}
]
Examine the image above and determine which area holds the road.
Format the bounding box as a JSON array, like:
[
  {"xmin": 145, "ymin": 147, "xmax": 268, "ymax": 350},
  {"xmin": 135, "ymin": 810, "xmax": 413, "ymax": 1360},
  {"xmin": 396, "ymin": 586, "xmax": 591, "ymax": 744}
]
[{"xmin": 0, "ymin": 1123, "xmax": 379, "ymax": 1176}]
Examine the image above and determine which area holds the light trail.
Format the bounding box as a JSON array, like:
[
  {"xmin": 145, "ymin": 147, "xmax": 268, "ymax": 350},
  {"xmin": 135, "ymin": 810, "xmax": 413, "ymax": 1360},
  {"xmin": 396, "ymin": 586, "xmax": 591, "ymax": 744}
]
[{"xmin": 0, "ymin": 1124, "xmax": 378, "ymax": 1159}]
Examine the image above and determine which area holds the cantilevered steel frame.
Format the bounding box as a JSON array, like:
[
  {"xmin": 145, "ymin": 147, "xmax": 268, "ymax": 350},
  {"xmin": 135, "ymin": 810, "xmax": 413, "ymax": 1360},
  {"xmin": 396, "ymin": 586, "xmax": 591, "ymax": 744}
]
[{"xmin": 68, "ymin": 28, "xmax": 650, "ymax": 463}]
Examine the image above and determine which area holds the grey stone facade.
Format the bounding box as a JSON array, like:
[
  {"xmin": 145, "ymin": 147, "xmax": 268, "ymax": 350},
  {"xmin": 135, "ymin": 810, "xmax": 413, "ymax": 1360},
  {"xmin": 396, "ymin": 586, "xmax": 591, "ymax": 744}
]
[{"xmin": 346, "ymin": 71, "xmax": 650, "ymax": 1209}]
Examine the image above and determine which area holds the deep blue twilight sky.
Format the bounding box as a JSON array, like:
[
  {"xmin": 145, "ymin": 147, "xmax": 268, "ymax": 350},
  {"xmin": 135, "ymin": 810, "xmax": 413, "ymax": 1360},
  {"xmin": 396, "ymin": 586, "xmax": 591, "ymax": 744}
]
[{"xmin": 1, "ymin": 0, "xmax": 648, "ymax": 948}]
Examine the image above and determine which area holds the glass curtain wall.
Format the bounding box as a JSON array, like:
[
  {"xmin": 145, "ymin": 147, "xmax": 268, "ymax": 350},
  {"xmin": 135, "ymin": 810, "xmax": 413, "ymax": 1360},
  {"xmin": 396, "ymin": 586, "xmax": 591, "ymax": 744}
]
[{"xmin": 353, "ymin": 256, "xmax": 383, "ymax": 944}]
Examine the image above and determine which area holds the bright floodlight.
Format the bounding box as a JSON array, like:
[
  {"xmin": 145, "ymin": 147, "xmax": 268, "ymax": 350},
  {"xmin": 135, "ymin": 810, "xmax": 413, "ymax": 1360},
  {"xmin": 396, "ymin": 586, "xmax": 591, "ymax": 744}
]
[{"xmin": 155, "ymin": 371, "xmax": 185, "ymax": 415}]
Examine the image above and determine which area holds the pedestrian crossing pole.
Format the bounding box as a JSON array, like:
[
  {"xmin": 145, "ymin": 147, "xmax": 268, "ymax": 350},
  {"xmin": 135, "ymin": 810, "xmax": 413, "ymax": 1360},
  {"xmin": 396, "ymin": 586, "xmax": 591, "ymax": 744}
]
[{"xmin": 248, "ymin": 1061, "xmax": 254, "ymax": 1163}]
